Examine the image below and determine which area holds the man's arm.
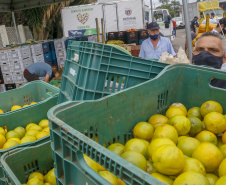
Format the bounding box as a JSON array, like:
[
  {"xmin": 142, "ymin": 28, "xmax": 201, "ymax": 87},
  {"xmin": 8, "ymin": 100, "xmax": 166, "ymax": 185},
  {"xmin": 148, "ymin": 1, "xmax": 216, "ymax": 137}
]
[{"xmin": 44, "ymin": 74, "xmax": 50, "ymax": 83}]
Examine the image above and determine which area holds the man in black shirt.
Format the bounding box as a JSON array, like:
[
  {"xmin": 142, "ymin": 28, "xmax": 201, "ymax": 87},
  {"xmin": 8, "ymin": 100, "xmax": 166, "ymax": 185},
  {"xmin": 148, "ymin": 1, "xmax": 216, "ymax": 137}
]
[
  {"xmin": 192, "ymin": 31, "xmax": 226, "ymax": 89},
  {"xmin": 191, "ymin": 16, "xmax": 199, "ymax": 32}
]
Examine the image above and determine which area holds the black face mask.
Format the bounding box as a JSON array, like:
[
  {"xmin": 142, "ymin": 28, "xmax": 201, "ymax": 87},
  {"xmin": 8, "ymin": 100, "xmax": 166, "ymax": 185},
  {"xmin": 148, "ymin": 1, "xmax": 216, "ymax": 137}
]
[{"xmin": 192, "ymin": 50, "xmax": 223, "ymax": 69}]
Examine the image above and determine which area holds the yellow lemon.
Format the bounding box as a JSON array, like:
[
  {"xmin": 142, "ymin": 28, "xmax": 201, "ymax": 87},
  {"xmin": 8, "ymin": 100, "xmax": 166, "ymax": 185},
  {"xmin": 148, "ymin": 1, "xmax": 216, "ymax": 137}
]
[
  {"xmin": 45, "ymin": 168, "xmax": 56, "ymax": 185},
  {"xmin": 8, "ymin": 138, "xmax": 21, "ymax": 144},
  {"xmin": 0, "ymin": 127, "xmax": 5, "ymax": 137},
  {"xmin": 152, "ymin": 145, "xmax": 184, "ymax": 175},
  {"xmin": 27, "ymin": 125, "xmax": 42, "ymax": 132},
  {"xmin": 192, "ymin": 142, "xmax": 223, "ymax": 172},
  {"xmin": 195, "ymin": 130, "xmax": 218, "ymax": 145},
  {"xmin": 165, "ymin": 107, "xmax": 186, "ymax": 119},
  {"xmin": 39, "ymin": 119, "xmax": 49, "ymax": 129},
  {"xmin": 180, "ymin": 157, "xmax": 206, "ymax": 175},
  {"xmin": 215, "ymin": 176, "xmax": 226, "ymax": 185},
  {"xmin": 107, "ymin": 143, "xmax": 125, "ymax": 156},
  {"xmin": 36, "ymin": 131, "xmax": 49, "ymax": 140},
  {"xmin": 11, "ymin": 105, "xmax": 21, "ymax": 111},
  {"xmin": 205, "ymin": 173, "xmax": 219, "ymax": 185},
  {"xmin": 146, "ymin": 160, "xmax": 157, "ymax": 174},
  {"xmin": 222, "ymin": 131, "xmax": 226, "ymax": 144},
  {"xmin": 200, "ymin": 100, "xmax": 223, "ymax": 117},
  {"xmin": 173, "ymin": 171, "xmax": 210, "ymax": 185},
  {"xmin": 21, "ymin": 136, "xmax": 36, "ymax": 144},
  {"xmin": 26, "ymin": 129, "xmax": 40, "ymax": 137},
  {"xmin": 98, "ymin": 171, "xmax": 118, "ymax": 185},
  {"xmin": 0, "ymin": 109, "xmax": 4, "ymax": 113},
  {"xmin": 26, "ymin": 123, "xmax": 38, "ymax": 131},
  {"xmin": 30, "ymin": 102, "xmax": 37, "ymax": 105},
  {"xmin": 151, "ymin": 172, "xmax": 173, "ymax": 185},
  {"xmin": 178, "ymin": 136, "xmax": 188, "ymax": 143},
  {"xmin": 42, "ymin": 127, "xmax": 50, "ymax": 134},
  {"xmin": 152, "ymin": 124, "xmax": 178, "ymax": 144},
  {"xmin": 218, "ymin": 158, "xmax": 226, "ymax": 177},
  {"xmin": 118, "ymin": 178, "xmax": 126, "ymax": 185},
  {"xmin": 148, "ymin": 138, "xmax": 176, "ymax": 161},
  {"xmin": 148, "ymin": 114, "xmax": 169, "ymax": 129},
  {"xmin": 0, "ymin": 134, "xmax": 6, "ymax": 148},
  {"xmin": 3, "ymin": 140, "xmax": 19, "ymax": 149},
  {"xmin": 168, "ymin": 115, "xmax": 191, "ymax": 136},
  {"xmin": 220, "ymin": 144, "xmax": 226, "ymax": 158},
  {"xmin": 188, "ymin": 116, "xmax": 203, "ymax": 136},
  {"xmin": 27, "ymin": 177, "xmax": 44, "ymax": 185},
  {"xmin": 83, "ymin": 154, "xmax": 98, "ymax": 172},
  {"xmin": 28, "ymin": 172, "xmax": 44, "ymax": 181},
  {"xmin": 169, "ymin": 103, "xmax": 187, "ymax": 114},
  {"xmin": 6, "ymin": 131, "xmax": 20, "ymax": 140},
  {"xmin": 121, "ymin": 151, "xmax": 147, "ymax": 171},
  {"xmin": 133, "ymin": 122, "xmax": 154, "ymax": 141},
  {"xmin": 124, "ymin": 138, "xmax": 148, "ymax": 158},
  {"xmin": 187, "ymin": 107, "xmax": 203, "ymax": 120},
  {"xmin": 14, "ymin": 126, "xmax": 26, "ymax": 139},
  {"xmin": 204, "ymin": 112, "xmax": 226, "ymax": 134},
  {"xmin": 177, "ymin": 137, "xmax": 200, "ymax": 157}
]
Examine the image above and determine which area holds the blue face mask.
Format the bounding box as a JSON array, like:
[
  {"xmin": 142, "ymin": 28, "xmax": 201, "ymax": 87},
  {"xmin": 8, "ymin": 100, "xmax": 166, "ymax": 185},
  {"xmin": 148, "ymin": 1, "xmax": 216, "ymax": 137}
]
[{"xmin": 150, "ymin": 34, "xmax": 159, "ymax": 40}]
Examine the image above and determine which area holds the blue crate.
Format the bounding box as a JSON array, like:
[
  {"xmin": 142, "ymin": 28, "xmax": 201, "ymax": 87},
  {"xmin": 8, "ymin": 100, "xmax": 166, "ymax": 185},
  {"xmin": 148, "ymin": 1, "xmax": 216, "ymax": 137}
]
[
  {"xmin": 44, "ymin": 53, "xmax": 53, "ymax": 64},
  {"xmin": 49, "ymin": 41, "xmax": 55, "ymax": 51},
  {"xmin": 42, "ymin": 42, "xmax": 50, "ymax": 53},
  {"xmin": 50, "ymin": 50, "xmax": 57, "ymax": 60}
]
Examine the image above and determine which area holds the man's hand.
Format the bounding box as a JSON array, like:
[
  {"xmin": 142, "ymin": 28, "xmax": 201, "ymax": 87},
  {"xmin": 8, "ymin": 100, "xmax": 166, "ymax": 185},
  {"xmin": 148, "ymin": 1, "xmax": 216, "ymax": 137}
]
[{"xmin": 44, "ymin": 74, "xmax": 50, "ymax": 83}]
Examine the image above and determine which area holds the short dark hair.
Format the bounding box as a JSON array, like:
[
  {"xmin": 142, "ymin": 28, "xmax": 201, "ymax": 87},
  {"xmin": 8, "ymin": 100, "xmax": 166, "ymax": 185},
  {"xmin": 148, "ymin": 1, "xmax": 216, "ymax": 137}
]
[
  {"xmin": 211, "ymin": 13, "xmax": 215, "ymax": 16},
  {"xmin": 217, "ymin": 17, "xmax": 226, "ymax": 27},
  {"xmin": 51, "ymin": 65, "xmax": 58, "ymax": 70},
  {"xmin": 195, "ymin": 31, "xmax": 226, "ymax": 54}
]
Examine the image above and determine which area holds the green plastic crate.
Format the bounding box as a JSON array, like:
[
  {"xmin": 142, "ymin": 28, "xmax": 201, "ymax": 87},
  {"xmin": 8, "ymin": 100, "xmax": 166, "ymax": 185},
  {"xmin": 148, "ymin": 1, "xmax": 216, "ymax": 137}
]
[
  {"xmin": 48, "ymin": 64, "xmax": 226, "ymax": 185},
  {"xmin": 0, "ymin": 80, "xmax": 59, "ymax": 114},
  {"xmin": 0, "ymin": 94, "xmax": 58, "ymax": 180},
  {"xmin": 0, "ymin": 142, "xmax": 54, "ymax": 185},
  {"xmin": 58, "ymin": 41, "xmax": 168, "ymax": 103}
]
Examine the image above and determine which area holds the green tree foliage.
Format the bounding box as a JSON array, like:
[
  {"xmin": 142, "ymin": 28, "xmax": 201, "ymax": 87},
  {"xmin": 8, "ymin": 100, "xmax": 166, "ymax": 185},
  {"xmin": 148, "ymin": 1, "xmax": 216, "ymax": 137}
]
[{"xmin": 156, "ymin": 1, "xmax": 181, "ymax": 17}]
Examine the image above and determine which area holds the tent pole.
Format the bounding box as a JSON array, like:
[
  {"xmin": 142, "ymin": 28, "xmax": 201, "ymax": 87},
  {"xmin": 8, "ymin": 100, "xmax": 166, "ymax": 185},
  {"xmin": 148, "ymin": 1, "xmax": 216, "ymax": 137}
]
[
  {"xmin": 182, "ymin": 0, "xmax": 192, "ymax": 60},
  {"xmin": 12, "ymin": 11, "xmax": 20, "ymax": 43}
]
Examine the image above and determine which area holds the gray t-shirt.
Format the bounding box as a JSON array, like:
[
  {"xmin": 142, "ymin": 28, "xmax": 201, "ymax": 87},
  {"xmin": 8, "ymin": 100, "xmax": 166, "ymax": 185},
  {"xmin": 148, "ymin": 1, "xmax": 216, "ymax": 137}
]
[{"xmin": 27, "ymin": 62, "xmax": 52, "ymax": 77}]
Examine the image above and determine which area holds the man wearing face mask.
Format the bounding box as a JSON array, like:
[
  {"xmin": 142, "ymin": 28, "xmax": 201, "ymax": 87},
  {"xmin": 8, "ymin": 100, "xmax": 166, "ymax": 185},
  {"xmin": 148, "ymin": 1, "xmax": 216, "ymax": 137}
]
[
  {"xmin": 192, "ymin": 31, "xmax": 226, "ymax": 89},
  {"xmin": 139, "ymin": 22, "xmax": 176, "ymax": 59}
]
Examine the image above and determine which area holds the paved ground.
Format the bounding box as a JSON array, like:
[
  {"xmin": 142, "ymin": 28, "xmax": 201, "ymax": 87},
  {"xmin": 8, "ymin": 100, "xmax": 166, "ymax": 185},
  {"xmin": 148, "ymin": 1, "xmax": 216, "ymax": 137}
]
[{"xmin": 172, "ymin": 28, "xmax": 186, "ymax": 53}]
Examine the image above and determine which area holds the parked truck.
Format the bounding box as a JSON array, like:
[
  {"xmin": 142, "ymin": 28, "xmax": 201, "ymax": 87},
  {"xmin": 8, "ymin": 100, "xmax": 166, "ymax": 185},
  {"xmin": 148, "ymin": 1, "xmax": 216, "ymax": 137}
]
[
  {"xmin": 183, "ymin": 0, "xmax": 223, "ymax": 24},
  {"xmin": 61, "ymin": 0, "xmax": 174, "ymax": 41}
]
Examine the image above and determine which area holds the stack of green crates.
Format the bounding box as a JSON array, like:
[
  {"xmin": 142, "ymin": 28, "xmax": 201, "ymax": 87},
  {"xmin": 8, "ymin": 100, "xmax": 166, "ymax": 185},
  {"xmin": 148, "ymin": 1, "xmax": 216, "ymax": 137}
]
[{"xmin": 0, "ymin": 81, "xmax": 59, "ymax": 182}]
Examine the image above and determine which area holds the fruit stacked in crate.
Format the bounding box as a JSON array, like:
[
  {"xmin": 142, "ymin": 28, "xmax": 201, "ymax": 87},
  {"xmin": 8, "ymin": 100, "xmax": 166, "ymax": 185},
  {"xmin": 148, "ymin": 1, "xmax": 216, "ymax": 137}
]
[{"xmin": 54, "ymin": 39, "xmax": 66, "ymax": 67}]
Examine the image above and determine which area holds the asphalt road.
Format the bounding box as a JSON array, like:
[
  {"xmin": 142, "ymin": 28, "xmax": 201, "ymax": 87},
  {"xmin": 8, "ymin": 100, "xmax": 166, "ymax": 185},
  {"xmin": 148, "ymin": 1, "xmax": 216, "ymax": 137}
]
[{"xmin": 172, "ymin": 28, "xmax": 186, "ymax": 53}]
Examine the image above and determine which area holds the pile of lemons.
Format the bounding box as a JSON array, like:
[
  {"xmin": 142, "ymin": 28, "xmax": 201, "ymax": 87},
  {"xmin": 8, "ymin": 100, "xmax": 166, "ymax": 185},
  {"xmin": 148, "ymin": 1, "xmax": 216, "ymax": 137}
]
[
  {"xmin": 84, "ymin": 100, "xmax": 226, "ymax": 185},
  {"xmin": 0, "ymin": 119, "xmax": 50, "ymax": 150},
  {"xmin": 22, "ymin": 168, "xmax": 56, "ymax": 185},
  {"xmin": 0, "ymin": 102, "xmax": 37, "ymax": 113}
]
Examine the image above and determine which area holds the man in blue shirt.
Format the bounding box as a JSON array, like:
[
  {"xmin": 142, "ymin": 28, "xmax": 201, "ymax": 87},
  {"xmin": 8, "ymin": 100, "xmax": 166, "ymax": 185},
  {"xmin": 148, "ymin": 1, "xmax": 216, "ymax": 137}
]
[
  {"xmin": 24, "ymin": 62, "xmax": 57, "ymax": 83},
  {"xmin": 139, "ymin": 22, "xmax": 176, "ymax": 59}
]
